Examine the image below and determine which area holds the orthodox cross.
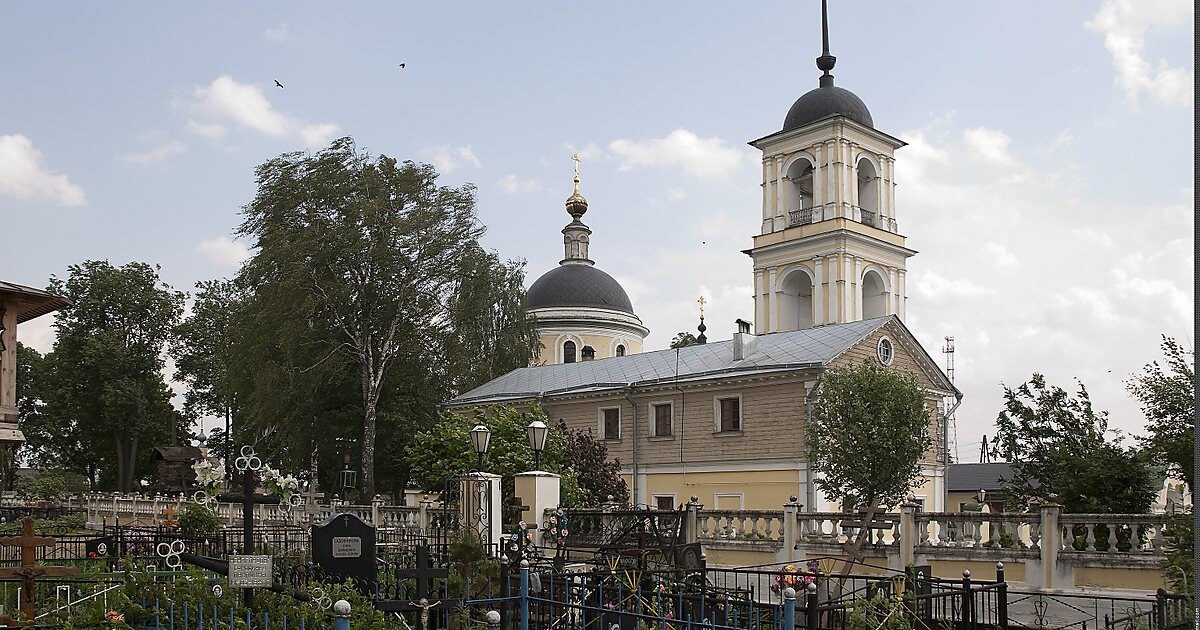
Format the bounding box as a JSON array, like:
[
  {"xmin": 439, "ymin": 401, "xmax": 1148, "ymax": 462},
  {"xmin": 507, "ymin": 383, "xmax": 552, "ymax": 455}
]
[
  {"xmin": 0, "ymin": 517, "xmax": 79, "ymax": 622},
  {"xmin": 159, "ymin": 504, "xmax": 179, "ymax": 528},
  {"xmin": 697, "ymin": 296, "xmax": 707, "ymax": 319},
  {"xmin": 396, "ymin": 543, "xmax": 447, "ymax": 601},
  {"xmin": 572, "ymin": 153, "xmax": 580, "ymax": 177},
  {"xmin": 217, "ymin": 446, "xmax": 280, "ymax": 609}
]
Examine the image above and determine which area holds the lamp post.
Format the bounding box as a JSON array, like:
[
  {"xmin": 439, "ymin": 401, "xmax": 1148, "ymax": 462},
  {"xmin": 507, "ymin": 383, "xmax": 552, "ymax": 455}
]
[
  {"xmin": 527, "ymin": 420, "xmax": 548, "ymax": 470},
  {"xmin": 470, "ymin": 424, "xmax": 491, "ymax": 472}
]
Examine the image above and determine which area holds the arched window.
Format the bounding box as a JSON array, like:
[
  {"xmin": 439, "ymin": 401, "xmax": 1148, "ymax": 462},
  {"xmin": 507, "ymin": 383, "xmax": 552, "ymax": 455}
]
[
  {"xmin": 563, "ymin": 340, "xmax": 576, "ymax": 364},
  {"xmin": 616, "ymin": 345, "xmax": 626, "ymax": 357},
  {"xmin": 786, "ymin": 159, "xmax": 816, "ymax": 225},
  {"xmin": 862, "ymin": 270, "xmax": 887, "ymax": 319},
  {"xmin": 778, "ymin": 269, "xmax": 814, "ymax": 331},
  {"xmin": 857, "ymin": 157, "xmax": 879, "ymax": 225},
  {"xmin": 581, "ymin": 346, "xmax": 595, "ymax": 361}
]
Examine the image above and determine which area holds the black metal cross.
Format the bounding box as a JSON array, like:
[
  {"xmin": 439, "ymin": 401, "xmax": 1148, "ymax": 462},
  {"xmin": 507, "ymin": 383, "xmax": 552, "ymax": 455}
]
[
  {"xmin": 217, "ymin": 468, "xmax": 280, "ymax": 607},
  {"xmin": 396, "ymin": 543, "xmax": 447, "ymax": 601}
]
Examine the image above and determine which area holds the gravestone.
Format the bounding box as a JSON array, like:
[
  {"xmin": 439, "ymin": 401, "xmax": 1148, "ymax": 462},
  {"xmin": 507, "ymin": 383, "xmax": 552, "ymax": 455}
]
[{"xmin": 311, "ymin": 513, "xmax": 377, "ymax": 585}]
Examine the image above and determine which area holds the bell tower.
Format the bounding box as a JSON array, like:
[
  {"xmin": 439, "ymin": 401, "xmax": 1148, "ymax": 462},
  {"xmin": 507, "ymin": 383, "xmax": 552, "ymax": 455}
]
[{"xmin": 746, "ymin": 0, "xmax": 915, "ymax": 333}]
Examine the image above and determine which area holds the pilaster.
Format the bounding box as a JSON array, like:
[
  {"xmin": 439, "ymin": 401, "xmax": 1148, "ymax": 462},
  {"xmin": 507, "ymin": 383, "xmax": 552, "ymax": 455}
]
[{"xmin": 812, "ymin": 257, "xmax": 825, "ymax": 326}]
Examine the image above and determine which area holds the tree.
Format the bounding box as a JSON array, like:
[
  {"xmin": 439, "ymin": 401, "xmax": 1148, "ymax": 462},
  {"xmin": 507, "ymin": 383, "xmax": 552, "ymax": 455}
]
[
  {"xmin": 992, "ymin": 373, "xmax": 1155, "ymax": 514},
  {"xmin": 42, "ymin": 260, "xmax": 186, "ymax": 491},
  {"xmin": 236, "ymin": 137, "xmax": 537, "ymax": 496},
  {"xmin": 1126, "ymin": 336, "xmax": 1194, "ymax": 483},
  {"xmin": 562, "ymin": 423, "xmax": 629, "ymax": 506},
  {"xmin": 407, "ymin": 406, "xmax": 571, "ymax": 507},
  {"xmin": 809, "ymin": 361, "xmax": 932, "ymax": 512},
  {"xmin": 6, "ymin": 343, "xmax": 44, "ymax": 489},
  {"xmin": 808, "ymin": 360, "xmax": 931, "ymax": 571},
  {"xmin": 171, "ymin": 279, "xmax": 241, "ymax": 475},
  {"xmin": 670, "ymin": 332, "xmax": 698, "ymax": 349}
]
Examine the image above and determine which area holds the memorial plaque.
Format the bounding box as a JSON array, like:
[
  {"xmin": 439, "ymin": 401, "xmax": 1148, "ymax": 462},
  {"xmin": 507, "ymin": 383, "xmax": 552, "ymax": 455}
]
[
  {"xmin": 332, "ymin": 536, "xmax": 362, "ymax": 558},
  {"xmin": 228, "ymin": 555, "xmax": 273, "ymax": 588},
  {"xmin": 311, "ymin": 513, "xmax": 376, "ymax": 589}
]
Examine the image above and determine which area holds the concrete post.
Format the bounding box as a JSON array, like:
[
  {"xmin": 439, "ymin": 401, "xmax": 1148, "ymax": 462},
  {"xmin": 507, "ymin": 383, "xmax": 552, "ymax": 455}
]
[
  {"xmin": 371, "ymin": 495, "xmax": 383, "ymax": 526},
  {"xmin": 783, "ymin": 587, "xmax": 796, "ymax": 630},
  {"xmin": 899, "ymin": 502, "xmax": 917, "ymax": 568},
  {"xmin": 419, "ymin": 495, "xmax": 431, "ymax": 535},
  {"xmin": 783, "ymin": 496, "xmax": 801, "ymax": 564},
  {"xmin": 514, "ymin": 472, "xmax": 560, "ymax": 546},
  {"xmin": 1039, "ymin": 503, "xmax": 1063, "ymax": 589},
  {"xmin": 685, "ymin": 496, "xmax": 702, "ymax": 545}
]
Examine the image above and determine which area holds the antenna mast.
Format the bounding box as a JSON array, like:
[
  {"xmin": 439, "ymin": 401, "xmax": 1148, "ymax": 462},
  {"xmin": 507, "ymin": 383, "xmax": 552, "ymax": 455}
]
[{"xmin": 943, "ymin": 335, "xmax": 958, "ymax": 463}]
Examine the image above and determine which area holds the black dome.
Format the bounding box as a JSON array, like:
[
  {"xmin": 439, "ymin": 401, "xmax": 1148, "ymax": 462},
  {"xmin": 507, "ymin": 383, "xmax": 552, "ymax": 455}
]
[
  {"xmin": 526, "ymin": 265, "xmax": 634, "ymax": 314},
  {"xmin": 782, "ymin": 85, "xmax": 873, "ymax": 131}
]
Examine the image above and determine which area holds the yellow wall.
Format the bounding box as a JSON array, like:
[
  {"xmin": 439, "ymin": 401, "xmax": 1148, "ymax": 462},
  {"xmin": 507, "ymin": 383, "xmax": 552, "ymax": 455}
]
[
  {"xmin": 1074, "ymin": 566, "xmax": 1165, "ymax": 591},
  {"xmin": 643, "ymin": 469, "xmax": 801, "ymax": 510},
  {"xmin": 927, "ymin": 560, "xmax": 1025, "ymax": 582},
  {"xmin": 536, "ymin": 332, "xmax": 643, "ymax": 364}
]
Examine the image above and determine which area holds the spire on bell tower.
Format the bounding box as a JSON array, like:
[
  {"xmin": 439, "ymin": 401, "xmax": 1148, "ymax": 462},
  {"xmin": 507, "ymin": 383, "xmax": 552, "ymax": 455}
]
[
  {"xmin": 816, "ymin": 0, "xmax": 837, "ymax": 87},
  {"xmin": 561, "ymin": 155, "xmax": 593, "ymax": 266}
]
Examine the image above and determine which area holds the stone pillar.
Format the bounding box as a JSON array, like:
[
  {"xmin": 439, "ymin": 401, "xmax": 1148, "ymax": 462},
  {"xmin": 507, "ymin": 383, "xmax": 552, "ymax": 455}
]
[
  {"xmin": 813, "ymin": 144, "xmax": 825, "ymax": 209},
  {"xmin": 1039, "ymin": 503, "xmax": 1063, "ymax": 588},
  {"xmin": 371, "ymin": 495, "xmax": 383, "ymax": 526},
  {"xmin": 775, "ymin": 156, "xmax": 785, "ymax": 230},
  {"xmin": 899, "ymin": 502, "xmax": 918, "ymax": 568},
  {"xmin": 783, "ymin": 496, "xmax": 802, "ymax": 564},
  {"xmin": 767, "ymin": 268, "xmax": 778, "ymax": 333},
  {"xmin": 685, "ymin": 496, "xmax": 702, "ymax": 545},
  {"xmin": 852, "ymin": 257, "xmax": 864, "ymax": 320},
  {"xmin": 897, "ymin": 270, "xmax": 907, "ymax": 320},
  {"xmin": 462, "ymin": 472, "xmax": 503, "ymax": 553},
  {"xmin": 419, "ymin": 495, "xmax": 432, "ymax": 534},
  {"xmin": 754, "ymin": 269, "xmax": 766, "ymax": 332},
  {"xmin": 514, "ymin": 471, "xmax": 560, "ymax": 547}
]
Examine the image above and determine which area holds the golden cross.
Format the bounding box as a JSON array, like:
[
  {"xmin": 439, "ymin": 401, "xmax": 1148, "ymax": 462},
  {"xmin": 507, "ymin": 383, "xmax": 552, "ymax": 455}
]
[
  {"xmin": 160, "ymin": 504, "xmax": 179, "ymax": 528},
  {"xmin": 571, "ymin": 154, "xmax": 580, "ymax": 177},
  {"xmin": 697, "ymin": 296, "xmax": 707, "ymax": 319}
]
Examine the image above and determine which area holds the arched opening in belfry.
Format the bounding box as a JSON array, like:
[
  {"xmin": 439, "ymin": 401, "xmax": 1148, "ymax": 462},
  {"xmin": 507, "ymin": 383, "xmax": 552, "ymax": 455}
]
[
  {"xmin": 862, "ymin": 270, "xmax": 887, "ymax": 319},
  {"xmin": 786, "ymin": 159, "xmax": 815, "ymax": 225},
  {"xmin": 779, "ymin": 269, "xmax": 814, "ymax": 331},
  {"xmin": 563, "ymin": 340, "xmax": 576, "ymax": 363},
  {"xmin": 857, "ymin": 157, "xmax": 879, "ymax": 225}
]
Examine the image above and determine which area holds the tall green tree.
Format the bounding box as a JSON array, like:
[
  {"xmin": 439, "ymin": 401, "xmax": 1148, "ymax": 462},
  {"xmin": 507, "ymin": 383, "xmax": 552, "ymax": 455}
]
[
  {"xmin": 235, "ymin": 137, "xmax": 537, "ymax": 496},
  {"xmin": 808, "ymin": 361, "xmax": 932, "ymax": 512},
  {"xmin": 670, "ymin": 332, "xmax": 698, "ymax": 349},
  {"xmin": 43, "ymin": 260, "xmax": 186, "ymax": 491},
  {"xmin": 1126, "ymin": 336, "xmax": 1194, "ymax": 483},
  {"xmin": 992, "ymin": 373, "xmax": 1155, "ymax": 514},
  {"xmin": 171, "ymin": 279, "xmax": 241, "ymax": 472}
]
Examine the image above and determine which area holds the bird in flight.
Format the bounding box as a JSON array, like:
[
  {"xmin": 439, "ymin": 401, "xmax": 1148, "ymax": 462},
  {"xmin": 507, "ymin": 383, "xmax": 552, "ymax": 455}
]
[
  {"xmin": 398, "ymin": 63, "xmax": 406, "ymax": 68},
  {"xmin": 274, "ymin": 80, "xmax": 284, "ymax": 89}
]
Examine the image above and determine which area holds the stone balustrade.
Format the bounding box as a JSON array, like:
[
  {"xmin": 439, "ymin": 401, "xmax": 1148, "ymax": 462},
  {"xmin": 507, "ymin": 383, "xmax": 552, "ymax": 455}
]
[
  {"xmin": 697, "ymin": 509, "xmax": 786, "ymax": 542},
  {"xmin": 1059, "ymin": 513, "xmax": 1167, "ymax": 554}
]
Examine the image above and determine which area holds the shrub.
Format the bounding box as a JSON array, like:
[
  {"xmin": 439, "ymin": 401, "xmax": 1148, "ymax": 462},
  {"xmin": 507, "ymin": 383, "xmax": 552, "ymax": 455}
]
[{"xmin": 178, "ymin": 502, "xmax": 222, "ymax": 535}]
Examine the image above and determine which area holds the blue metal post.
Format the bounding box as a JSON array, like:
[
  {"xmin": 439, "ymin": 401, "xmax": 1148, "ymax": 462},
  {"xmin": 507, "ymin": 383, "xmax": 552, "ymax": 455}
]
[
  {"xmin": 333, "ymin": 600, "xmax": 351, "ymax": 630},
  {"xmin": 783, "ymin": 587, "xmax": 796, "ymax": 630},
  {"xmin": 520, "ymin": 560, "xmax": 531, "ymax": 630}
]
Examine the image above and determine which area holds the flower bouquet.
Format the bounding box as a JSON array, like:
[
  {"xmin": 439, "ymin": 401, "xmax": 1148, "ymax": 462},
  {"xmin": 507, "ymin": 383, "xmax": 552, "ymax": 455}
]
[
  {"xmin": 770, "ymin": 559, "xmax": 820, "ymax": 593},
  {"xmin": 543, "ymin": 508, "xmax": 569, "ymax": 547}
]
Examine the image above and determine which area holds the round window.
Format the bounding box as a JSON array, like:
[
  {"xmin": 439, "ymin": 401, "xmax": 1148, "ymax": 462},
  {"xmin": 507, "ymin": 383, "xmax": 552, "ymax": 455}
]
[{"xmin": 876, "ymin": 337, "xmax": 894, "ymax": 366}]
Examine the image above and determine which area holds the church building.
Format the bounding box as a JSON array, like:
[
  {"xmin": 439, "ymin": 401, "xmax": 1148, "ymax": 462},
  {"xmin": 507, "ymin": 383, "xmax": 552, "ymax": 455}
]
[{"xmin": 450, "ymin": 4, "xmax": 958, "ymax": 512}]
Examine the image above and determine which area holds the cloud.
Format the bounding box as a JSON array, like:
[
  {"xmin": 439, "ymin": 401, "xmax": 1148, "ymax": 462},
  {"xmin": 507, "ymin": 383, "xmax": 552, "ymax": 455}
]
[
  {"xmin": 187, "ymin": 119, "xmax": 227, "ymax": 141},
  {"xmin": 1084, "ymin": 0, "xmax": 1193, "ymax": 107},
  {"xmin": 189, "ymin": 75, "xmax": 340, "ymax": 148},
  {"xmin": 263, "ymin": 23, "xmax": 290, "ymax": 42},
  {"xmin": 895, "ymin": 117, "xmax": 1193, "ymax": 453},
  {"xmin": 122, "ymin": 140, "xmax": 187, "ymax": 166},
  {"xmin": 196, "ymin": 236, "xmax": 250, "ymax": 268},
  {"xmin": 419, "ymin": 145, "xmax": 481, "ymax": 173},
  {"xmin": 608, "ymin": 129, "xmax": 750, "ymax": 179},
  {"xmin": 0, "ymin": 134, "xmax": 86, "ymax": 206},
  {"xmin": 496, "ymin": 175, "xmax": 546, "ymax": 194}
]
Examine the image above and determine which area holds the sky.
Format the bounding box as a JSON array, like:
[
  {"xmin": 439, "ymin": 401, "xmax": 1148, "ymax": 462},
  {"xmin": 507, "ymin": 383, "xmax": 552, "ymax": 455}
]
[{"xmin": 1, "ymin": 1, "xmax": 1193, "ymax": 462}]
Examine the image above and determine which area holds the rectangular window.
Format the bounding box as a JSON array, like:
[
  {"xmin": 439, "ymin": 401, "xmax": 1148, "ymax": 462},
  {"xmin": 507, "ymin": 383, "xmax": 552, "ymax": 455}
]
[
  {"xmin": 653, "ymin": 403, "xmax": 673, "ymax": 437},
  {"xmin": 719, "ymin": 397, "xmax": 741, "ymax": 432},
  {"xmin": 654, "ymin": 495, "xmax": 675, "ymax": 511},
  {"xmin": 602, "ymin": 408, "xmax": 620, "ymax": 440}
]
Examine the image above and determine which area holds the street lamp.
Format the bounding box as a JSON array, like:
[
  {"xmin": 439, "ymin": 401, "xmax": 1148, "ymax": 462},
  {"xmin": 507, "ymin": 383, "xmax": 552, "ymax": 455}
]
[
  {"xmin": 340, "ymin": 453, "xmax": 357, "ymax": 495},
  {"xmin": 527, "ymin": 420, "xmax": 548, "ymax": 470},
  {"xmin": 470, "ymin": 424, "xmax": 491, "ymax": 471}
]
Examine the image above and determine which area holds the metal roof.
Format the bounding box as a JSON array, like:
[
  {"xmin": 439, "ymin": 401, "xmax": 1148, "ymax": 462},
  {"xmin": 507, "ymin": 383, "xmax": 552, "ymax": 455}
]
[
  {"xmin": 0, "ymin": 281, "xmax": 70, "ymax": 324},
  {"xmin": 526, "ymin": 264, "xmax": 635, "ymax": 314},
  {"xmin": 451, "ymin": 316, "xmax": 895, "ymax": 405},
  {"xmin": 946, "ymin": 463, "xmax": 1014, "ymax": 492}
]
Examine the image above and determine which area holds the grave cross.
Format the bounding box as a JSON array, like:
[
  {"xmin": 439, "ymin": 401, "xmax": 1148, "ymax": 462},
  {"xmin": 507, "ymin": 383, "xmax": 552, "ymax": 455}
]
[
  {"xmin": 159, "ymin": 504, "xmax": 179, "ymax": 528},
  {"xmin": 217, "ymin": 466, "xmax": 279, "ymax": 608},
  {"xmin": 0, "ymin": 517, "xmax": 79, "ymax": 622},
  {"xmin": 396, "ymin": 544, "xmax": 447, "ymax": 601}
]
